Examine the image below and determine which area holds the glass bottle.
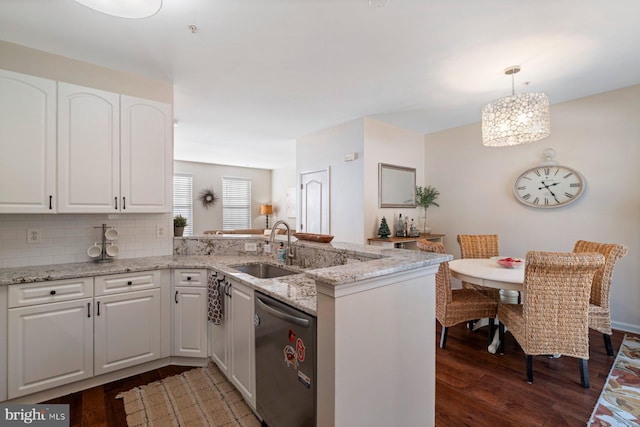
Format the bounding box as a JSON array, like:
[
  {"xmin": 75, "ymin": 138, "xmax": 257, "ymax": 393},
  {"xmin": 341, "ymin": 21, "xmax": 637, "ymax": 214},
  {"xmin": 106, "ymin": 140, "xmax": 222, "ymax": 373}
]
[
  {"xmin": 396, "ymin": 213, "xmax": 405, "ymax": 237},
  {"xmin": 409, "ymin": 218, "xmax": 419, "ymax": 237}
]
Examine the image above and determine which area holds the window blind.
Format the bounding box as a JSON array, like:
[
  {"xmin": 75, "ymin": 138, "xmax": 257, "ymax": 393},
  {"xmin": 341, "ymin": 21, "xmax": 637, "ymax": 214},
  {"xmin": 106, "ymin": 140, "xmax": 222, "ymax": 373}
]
[
  {"xmin": 222, "ymin": 177, "xmax": 251, "ymax": 230},
  {"xmin": 173, "ymin": 173, "xmax": 193, "ymax": 236}
]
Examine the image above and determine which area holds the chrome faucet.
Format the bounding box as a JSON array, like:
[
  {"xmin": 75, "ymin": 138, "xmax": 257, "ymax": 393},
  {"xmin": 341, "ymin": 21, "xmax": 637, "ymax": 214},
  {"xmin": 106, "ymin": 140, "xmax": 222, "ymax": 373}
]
[{"xmin": 269, "ymin": 220, "xmax": 294, "ymax": 265}]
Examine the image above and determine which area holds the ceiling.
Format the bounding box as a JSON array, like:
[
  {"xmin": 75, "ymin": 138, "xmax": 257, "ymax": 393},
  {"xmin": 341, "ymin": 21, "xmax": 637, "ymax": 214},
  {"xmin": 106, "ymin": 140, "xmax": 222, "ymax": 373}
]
[{"xmin": 1, "ymin": 0, "xmax": 639, "ymax": 170}]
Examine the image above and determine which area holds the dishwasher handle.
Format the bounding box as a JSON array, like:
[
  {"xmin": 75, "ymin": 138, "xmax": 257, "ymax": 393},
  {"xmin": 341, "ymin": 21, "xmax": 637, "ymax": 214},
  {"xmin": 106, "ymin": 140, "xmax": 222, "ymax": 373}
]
[{"xmin": 256, "ymin": 296, "xmax": 309, "ymax": 328}]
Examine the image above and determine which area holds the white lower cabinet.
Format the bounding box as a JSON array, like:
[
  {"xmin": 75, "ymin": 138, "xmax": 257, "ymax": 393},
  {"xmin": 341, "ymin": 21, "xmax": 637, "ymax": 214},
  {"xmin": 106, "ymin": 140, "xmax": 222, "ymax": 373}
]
[
  {"xmin": 7, "ymin": 278, "xmax": 94, "ymax": 398},
  {"xmin": 8, "ymin": 297, "xmax": 93, "ymax": 398},
  {"xmin": 172, "ymin": 269, "xmax": 208, "ymax": 358},
  {"xmin": 229, "ymin": 280, "xmax": 256, "ymax": 407},
  {"xmin": 94, "ymin": 288, "xmax": 161, "ymax": 375},
  {"xmin": 209, "ymin": 274, "xmax": 256, "ymax": 408},
  {"xmin": 7, "ymin": 271, "xmax": 166, "ymax": 399},
  {"xmin": 210, "ymin": 278, "xmax": 229, "ymax": 374}
]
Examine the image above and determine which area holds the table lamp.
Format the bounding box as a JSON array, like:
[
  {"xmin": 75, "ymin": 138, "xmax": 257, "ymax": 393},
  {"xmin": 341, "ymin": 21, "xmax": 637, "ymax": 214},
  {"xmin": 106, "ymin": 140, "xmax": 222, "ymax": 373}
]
[{"xmin": 260, "ymin": 204, "xmax": 273, "ymax": 228}]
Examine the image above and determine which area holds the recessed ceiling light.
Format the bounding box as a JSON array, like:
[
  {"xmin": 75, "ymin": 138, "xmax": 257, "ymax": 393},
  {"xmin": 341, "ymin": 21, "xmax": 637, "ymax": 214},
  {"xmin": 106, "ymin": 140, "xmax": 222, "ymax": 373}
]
[{"xmin": 74, "ymin": 0, "xmax": 162, "ymax": 19}]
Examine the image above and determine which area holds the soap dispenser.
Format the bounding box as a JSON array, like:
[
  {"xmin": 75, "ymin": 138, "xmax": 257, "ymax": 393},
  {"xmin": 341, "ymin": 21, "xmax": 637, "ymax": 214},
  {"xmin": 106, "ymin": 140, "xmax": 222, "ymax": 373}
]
[{"xmin": 277, "ymin": 242, "xmax": 287, "ymax": 263}]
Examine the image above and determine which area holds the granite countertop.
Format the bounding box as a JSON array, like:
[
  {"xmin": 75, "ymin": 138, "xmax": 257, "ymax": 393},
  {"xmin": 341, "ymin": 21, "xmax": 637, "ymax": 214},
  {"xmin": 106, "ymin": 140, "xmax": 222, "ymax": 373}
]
[{"xmin": 0, "ymin": 242, "xmax": 450, "ymax": 316}]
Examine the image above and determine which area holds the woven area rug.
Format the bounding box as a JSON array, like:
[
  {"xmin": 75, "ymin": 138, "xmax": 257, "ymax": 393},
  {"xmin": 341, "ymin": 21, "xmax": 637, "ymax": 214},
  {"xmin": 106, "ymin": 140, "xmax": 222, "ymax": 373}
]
[
  {"xmin": 116, "ymin": 362, "xmax": 261, "ymax": 427},
  {"xmin": 588, "ymin": 334, "xmax": 640, "ymax": 426}
]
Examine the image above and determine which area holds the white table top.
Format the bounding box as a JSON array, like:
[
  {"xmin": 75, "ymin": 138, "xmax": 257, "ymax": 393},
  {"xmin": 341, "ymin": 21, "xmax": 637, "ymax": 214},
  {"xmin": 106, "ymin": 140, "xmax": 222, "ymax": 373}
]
[{"xmin": 448, "ymin": 258, "xmax": 524, "ymax": 291}]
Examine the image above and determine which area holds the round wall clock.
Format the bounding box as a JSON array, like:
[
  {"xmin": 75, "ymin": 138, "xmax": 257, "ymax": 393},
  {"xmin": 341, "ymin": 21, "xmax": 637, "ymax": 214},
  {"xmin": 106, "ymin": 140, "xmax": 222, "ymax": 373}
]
[{"xmin": 513, "ymin": 164, "xmax": 585, "ymax": 208}]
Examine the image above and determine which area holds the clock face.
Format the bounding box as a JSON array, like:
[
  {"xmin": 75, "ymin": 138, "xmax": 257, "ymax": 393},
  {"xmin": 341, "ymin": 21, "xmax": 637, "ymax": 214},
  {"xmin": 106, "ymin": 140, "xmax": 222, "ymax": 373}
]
[{"xmin": 513, "ymin": 165, "xmax": 585, "ymax": 208}]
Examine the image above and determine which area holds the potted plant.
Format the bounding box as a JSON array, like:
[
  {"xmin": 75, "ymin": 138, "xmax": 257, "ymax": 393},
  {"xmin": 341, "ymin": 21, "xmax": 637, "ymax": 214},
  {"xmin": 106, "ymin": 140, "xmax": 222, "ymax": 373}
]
[
  {"xmin": 415, "ymin": 185, "xmax": 440, "ymax": 233},
  {"xmin": 174, "ymin": 215, "xmax": 187, "ymax": 237}
]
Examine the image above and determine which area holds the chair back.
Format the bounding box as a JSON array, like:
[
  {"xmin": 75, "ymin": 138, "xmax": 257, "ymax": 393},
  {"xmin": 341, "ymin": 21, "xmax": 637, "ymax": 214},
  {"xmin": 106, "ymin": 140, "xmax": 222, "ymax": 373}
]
[
  {"xmin": 573, "ymin": 240, "xmax": 628, "ymax": 309},
  {"xmin": 417, "ymin": 240, "xmax": 451, "ymax": 318},
  {"xmin": 457, "ymin": 234, "xmax": 499, "ymax": 258},
  {"xmin": 522, "ymin": 251, "xmax": 605, "ymax": 358}
]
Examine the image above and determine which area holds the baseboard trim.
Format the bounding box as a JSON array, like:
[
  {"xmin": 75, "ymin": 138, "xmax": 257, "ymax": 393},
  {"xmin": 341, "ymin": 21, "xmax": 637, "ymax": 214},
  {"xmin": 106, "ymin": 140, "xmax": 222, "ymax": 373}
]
[
  {"xmin": 3, "ymin": 356, "xmax": 209, "ymax": 404},
  {"xmin": 613, "ymin": 321, "xmax": 640, "ymax": 335}
]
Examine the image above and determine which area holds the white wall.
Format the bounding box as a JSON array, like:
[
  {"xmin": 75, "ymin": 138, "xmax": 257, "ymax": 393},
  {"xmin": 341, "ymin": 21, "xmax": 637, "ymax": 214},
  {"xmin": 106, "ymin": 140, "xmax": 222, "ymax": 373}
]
[
  {"xmin": 363, "ymin": 118, "xmax": 425, "ymax": 240},
  {"xmin": 425, "ymin": 85, "xmax": 640, "ymax": 333},
  {"xmin": 173, "ymin": 160, "xmax": 272, "ymax": 235},
  {"xmin": 271, "ymin": 164, "xmax": 297, "ymax": 225},
  {"xmin": 297, "ymin": 117, "xmax": 425, "ymax": 244},
  {"xmin": 0, "ymin": 40, "xmax": 172, "ymax": 103},
  {"xmin": 297, "ymin": 119, "xmax": 365, "ymax": 243}
]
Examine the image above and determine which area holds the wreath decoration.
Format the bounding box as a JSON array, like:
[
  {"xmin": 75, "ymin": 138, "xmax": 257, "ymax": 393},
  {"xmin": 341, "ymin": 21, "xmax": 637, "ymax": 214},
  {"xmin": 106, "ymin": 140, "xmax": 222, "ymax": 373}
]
[{"xmin": 198, "ymin": 187, "xmax": 218, "ymax": 209}]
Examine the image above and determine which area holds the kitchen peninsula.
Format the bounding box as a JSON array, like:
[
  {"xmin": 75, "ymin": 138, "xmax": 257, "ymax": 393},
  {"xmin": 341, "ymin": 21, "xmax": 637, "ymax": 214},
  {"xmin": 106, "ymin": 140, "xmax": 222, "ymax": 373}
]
[{"xmin": 0, "ymin": 235, "xmax": 448, "ymax": 426}]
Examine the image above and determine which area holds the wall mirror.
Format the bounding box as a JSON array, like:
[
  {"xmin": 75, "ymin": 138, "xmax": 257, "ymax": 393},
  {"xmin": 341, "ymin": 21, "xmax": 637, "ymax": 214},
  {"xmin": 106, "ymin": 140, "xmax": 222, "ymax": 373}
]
[{"xmin": 378, "ymin": 163, "xmax": 416, "ymax": 208}]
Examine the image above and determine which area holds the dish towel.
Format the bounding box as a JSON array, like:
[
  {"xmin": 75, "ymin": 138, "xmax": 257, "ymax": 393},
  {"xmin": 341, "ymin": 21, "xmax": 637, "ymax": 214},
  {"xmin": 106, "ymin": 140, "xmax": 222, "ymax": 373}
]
[{"xmin": 208, "ymin": 274, "xmax": 224, "ymax": 325}]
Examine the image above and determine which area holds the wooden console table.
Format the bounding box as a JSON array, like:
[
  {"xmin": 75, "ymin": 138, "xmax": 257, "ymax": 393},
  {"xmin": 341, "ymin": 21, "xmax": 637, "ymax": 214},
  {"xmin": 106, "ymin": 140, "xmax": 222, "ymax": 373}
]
[{"xmin": 368, "ymin": 233, "xmax": 445, "ymax": 249}]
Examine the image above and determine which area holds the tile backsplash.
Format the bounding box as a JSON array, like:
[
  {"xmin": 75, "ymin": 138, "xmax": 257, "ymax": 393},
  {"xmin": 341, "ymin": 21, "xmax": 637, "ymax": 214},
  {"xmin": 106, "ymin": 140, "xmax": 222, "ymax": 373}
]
[{"xmin": 0, "ymin": 213, "xmax": 173, "ymax": 268}]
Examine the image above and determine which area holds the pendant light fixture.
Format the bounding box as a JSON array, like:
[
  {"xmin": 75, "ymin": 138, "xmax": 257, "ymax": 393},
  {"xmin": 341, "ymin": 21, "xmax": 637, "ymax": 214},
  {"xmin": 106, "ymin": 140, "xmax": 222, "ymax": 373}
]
[
  {"xmin": 481, "ymin": 66, "xmax": 550, "ymax": 147},
  {"xmin": 74, "ymin": 0, "xmax": 162, "ymax": 19}
]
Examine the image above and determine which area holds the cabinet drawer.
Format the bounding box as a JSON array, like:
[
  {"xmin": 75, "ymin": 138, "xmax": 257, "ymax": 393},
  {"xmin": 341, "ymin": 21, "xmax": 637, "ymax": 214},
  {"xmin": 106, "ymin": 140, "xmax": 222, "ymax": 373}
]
[
  {"xmin": 8, "ymin": 277, "xmax": 93, "ymax": 308},
  {"xmin": 95, "ymin": 270, "xmax": 161, "ymax": 296},
  {"xmin": 173, "ymin": 269, "xmax": 208, "ymax": 287}
]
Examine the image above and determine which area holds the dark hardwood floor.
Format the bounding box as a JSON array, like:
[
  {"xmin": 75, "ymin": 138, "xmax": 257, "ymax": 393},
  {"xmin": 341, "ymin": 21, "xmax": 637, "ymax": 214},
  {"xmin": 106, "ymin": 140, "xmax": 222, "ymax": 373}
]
[
  {"xmin": 434, "ymin": 323, "xmax": 624, "ymax": 427},
  {"xmin": 42, "ymin": 365, "xmax": 196, "ymax": 427},
  {"xmin": 42, "ymin": 324, "xmax": 623, "ymax": 426}
]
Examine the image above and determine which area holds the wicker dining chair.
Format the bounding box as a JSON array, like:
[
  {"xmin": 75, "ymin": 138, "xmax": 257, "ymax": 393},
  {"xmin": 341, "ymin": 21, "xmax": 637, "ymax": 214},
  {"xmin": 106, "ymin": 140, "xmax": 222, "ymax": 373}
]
[
  {"xmin": 498, "ymin": 251, "xmax": 605, "ymax": 388},
  {"xmin": 456, "ymin": 234, "xmax": 501, "ymax": 301},
  {"xmin": 573, "ymin": 240, "xmax": 628, "ymax": 356},
  {"xmin": 417, "ymin": 240, "xmax": 498, "ymax": 349}
]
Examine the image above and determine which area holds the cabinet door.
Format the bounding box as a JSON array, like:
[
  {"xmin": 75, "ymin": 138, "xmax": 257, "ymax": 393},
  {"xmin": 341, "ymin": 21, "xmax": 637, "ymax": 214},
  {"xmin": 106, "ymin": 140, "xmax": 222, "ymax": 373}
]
[
  {"xmin": 229, "ymin": 279, "xmax": 256, "ymax": 407},
  {"xmin": 120, "ymin": 95, "xmax": 172, "ymax": 213},
  {"xmin": 0, "ymin": 70, "xmax": 56, "ymax": 213},
  {"xmin": 58, "ymin": 83, "xmax": 120, "ymax": 213},
  {"xmin": 94, "ymin": 288, "xmax": 161, "ymax": 375},
  {"xmin": 172, "ymin": 286, "xmax": 208, "ymax": 357},
  {"xmin": 8, "ymin": 298, "xmax": 93, "ymax": 398},
  {"xmin": 210, "ymin": 293, "xmax": 230, "ymax": 376}
]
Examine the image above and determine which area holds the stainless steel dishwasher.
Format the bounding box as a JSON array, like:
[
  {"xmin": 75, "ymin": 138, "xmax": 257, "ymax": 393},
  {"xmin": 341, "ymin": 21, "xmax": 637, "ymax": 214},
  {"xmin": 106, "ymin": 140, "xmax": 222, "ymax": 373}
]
[{"xmin": 255, "ymin": 292, "xmax": 316, "ymax": 427}]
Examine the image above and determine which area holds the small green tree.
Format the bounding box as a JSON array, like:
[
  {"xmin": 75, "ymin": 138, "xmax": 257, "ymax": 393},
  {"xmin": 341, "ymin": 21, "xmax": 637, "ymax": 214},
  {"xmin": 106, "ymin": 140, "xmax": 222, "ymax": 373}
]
[
  {"xmin": 415, "ymin": 185, "xmax": 440, "ymax": 233},
  {"xmin": 174, "ymin": 215, "xmax": 188, "ymax": 227},
  {"xmin": 377, "ymin": 216, "xmax": 391, "ymax": 238}
]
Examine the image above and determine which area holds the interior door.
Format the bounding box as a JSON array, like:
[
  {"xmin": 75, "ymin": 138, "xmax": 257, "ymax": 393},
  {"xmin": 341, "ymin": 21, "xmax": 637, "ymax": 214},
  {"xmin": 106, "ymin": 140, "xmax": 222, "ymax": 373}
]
[{"xmin": 299, "ymin": 169, "xmax": 329, "ymax": 234}]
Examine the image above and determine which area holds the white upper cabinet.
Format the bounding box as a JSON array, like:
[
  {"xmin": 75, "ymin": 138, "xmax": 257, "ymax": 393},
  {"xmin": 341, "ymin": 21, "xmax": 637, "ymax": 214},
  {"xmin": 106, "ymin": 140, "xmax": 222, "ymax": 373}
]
[
  {"xmin": 58, "ymin": 83, "xmax": 120, "ymax": 213},
  {"xmin": 1, "ymin": 69, "xmax": 172, "ymax": 214},
  {"xmin": 58, "ymin": 86, "xmax": 172, "ymax": 213},
  {"xmin": 0, "ymin": 70, "xmax": 56, "ymax": 213},
  {"xmin": 120, "ymin": 95, "xmax": 172, "ymax": 213}
]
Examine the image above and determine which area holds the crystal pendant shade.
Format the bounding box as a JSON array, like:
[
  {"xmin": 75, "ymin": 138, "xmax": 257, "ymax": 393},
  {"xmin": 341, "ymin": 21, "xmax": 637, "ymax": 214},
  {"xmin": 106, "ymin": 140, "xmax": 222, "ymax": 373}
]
[{"xmin": 482, "ymin": 92, "xmax": 550, "ymax": 147}]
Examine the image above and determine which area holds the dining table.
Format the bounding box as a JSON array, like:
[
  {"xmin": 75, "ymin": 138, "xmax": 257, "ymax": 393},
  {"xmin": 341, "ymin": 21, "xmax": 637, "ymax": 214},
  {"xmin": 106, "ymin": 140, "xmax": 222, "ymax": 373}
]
[{"xmin": 448, "ymin": 258, "xmax": 525, "ymax": 353}]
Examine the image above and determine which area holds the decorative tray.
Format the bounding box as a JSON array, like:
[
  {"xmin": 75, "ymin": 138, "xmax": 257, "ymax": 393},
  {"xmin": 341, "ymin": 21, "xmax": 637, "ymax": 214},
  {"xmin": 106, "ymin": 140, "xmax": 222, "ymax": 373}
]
[{"xmin": 292, "ymin": 232, "xmax": 334, "ymax": 243}]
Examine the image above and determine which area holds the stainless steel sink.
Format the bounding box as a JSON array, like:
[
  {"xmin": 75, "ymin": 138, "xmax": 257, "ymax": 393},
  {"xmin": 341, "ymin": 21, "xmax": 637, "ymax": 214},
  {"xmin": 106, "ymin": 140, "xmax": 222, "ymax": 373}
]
[{"xmin": 232, "ymin": 263, "xmax": 298, "ymax": 279}]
